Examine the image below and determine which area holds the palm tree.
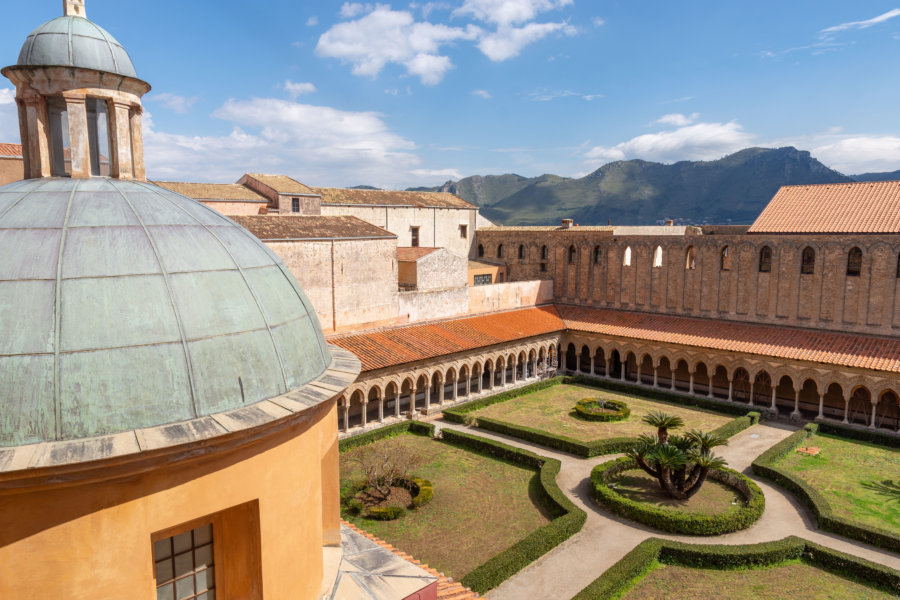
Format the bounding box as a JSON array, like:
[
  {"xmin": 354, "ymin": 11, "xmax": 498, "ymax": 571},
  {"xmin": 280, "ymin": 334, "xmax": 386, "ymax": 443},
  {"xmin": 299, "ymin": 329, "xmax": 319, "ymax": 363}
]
[{"xmin": 641, "ymin": 411, "xmax": 684, "ymax": 444}]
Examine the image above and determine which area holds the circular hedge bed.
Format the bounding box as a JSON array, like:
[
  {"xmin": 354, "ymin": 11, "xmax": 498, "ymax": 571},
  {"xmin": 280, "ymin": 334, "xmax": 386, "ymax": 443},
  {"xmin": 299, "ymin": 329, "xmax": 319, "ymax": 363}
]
[
  {"xmin": 574, "ymin": 397, "xmax": 630, "ymax": 422},
  {"xmin": 590, "ymin": 457, "xmax": 764, "ymax": 535},
  {"xmin": 343, "ymin": 477, "xmax": 434, "ymax": 521}
]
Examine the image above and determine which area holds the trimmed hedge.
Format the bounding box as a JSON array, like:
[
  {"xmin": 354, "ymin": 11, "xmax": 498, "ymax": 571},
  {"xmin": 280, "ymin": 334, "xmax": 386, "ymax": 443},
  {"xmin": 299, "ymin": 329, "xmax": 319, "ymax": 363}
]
[
  {"xmin": 590, "ymin": 457, "xmax": 765, "ymax": 535},
  {"xmin": 571, "ymin": 536, "xmax": 900, "ymax": 599},
  {"xmin": 339, "ymin": 419, "xmax": 434, "ymax": 452},
  {"xmin": 816, "ymin": 419, "xmax": 900, "ymax": 448},
  {"xmin": 444, "ymin": 376, "xmax": 759, "ymax": 457},
  {"xmin": 574, "ymin": 398, "xmax": 631, "ymax": 422},
  {"xmin": 409, "ymin": 477, "xmax": 434, "ymax": 509},
  {"xmin": 752, "ymin": 422, "xmax": 900, "ymax": 553},
  {"xmin": 440, "ymin": 428, "xmax": 587, "ymax": 594},
  {"xmin": 367, "ymin": 505, "xmax": 405, "ymax": 520}
]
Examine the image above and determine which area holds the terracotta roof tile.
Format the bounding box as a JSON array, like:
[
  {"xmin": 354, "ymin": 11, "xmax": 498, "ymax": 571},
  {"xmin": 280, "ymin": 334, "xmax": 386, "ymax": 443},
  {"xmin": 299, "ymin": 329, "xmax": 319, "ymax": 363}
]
[
  {"xmin": 329, "ymin": 307, "xmax": 564, "ymax": 371},
  {"xmin": 315, "ymin": 187, "xmax": 476, "ymax": 209},
  {"xmin": 232, "ymin": 215, "xmax": 395, "ymax": 240},
  {"xmin": 152, "ymin": 180, "xmax": 268, "ymax": 202},
  {"xmin": 556, "ymin": 305, "xmax": 900, "ymax": 373},
  {"xmin": 398, "ymin": 247, "xmax": 439, "ymax": 261},
  {"xmin": 749, "ymin": 181, "xmax": 900, "ymax": 234},
  {"xmin": 0, "ymin": 143, "xmax": 22, "ymax": 158},
  {"xmin": 244, "ymin": 173, "xmax": 317, "ymax": 195}
]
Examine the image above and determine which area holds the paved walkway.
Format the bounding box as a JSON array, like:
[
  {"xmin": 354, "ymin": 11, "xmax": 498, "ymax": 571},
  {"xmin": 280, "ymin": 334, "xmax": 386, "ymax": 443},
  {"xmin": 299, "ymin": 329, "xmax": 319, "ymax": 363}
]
[{"xmin": 431, "ymin": 420, "xmax": 900, "ymax": 600}]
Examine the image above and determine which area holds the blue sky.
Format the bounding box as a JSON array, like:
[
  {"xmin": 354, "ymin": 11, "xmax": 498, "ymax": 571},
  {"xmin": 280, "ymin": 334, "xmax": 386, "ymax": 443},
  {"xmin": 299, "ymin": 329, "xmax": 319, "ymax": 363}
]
[{"xmin": 1, "ymin": 1, "xmax": 899, "ymax": 188}]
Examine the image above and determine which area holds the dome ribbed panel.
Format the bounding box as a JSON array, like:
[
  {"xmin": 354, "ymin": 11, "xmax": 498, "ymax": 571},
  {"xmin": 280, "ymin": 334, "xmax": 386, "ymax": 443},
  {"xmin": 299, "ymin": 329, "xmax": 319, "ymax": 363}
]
[{"xmin": 0, "ymin": 178, "xmax": 329, "ymax": 446}]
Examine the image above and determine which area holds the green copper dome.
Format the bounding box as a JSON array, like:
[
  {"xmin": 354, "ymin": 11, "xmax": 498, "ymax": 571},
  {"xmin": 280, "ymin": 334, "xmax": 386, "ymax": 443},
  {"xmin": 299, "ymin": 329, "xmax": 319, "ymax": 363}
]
[
  {"xmin": 16, "ymin": 16, "xmax": 137, "ymax": 79},
  {"xmin": 0, "ymin": 177, "xmax": 330, "ymax": 447}
]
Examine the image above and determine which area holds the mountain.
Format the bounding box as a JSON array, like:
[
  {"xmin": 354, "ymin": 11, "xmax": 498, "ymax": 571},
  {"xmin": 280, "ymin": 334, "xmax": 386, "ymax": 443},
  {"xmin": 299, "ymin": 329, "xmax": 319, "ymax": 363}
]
[
  {"xmin": 852, "ymin": 170, "xmax": 900, "ymax": 182},
  {"xmin": 416, "ymin": 147, "xmax": 855, "ymax": 226}
]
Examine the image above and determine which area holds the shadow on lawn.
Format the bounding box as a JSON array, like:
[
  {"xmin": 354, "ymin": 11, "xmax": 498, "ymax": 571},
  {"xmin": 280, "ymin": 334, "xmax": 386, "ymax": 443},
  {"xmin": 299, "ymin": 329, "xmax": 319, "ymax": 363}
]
[{"xmin": 859, "ymin": 479, "xmax": 900, "ymax": 504}]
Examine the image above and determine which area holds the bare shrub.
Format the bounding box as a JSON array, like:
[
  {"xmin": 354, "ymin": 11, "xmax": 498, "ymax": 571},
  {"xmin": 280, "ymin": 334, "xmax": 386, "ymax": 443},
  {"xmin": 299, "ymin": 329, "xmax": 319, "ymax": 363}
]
[{"xmin": 352, "ymin": 438, "xmax": 422, "ymax": 499}]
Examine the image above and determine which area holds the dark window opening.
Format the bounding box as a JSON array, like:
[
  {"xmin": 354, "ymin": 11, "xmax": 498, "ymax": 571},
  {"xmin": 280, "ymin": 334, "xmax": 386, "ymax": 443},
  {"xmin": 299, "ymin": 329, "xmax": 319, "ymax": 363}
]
[
  {"xmin": 568, "ymin": 245, "xmax": 576, "ymax": 264},
  {"xmin": 291, "ymin": 197, "xmax": 300, "ymax": 212},
  {"xmin": 593, "ymin": 246, "xmax": 601, "ymax": 264},
  {"xmin": 477, "ymin": 244, "xmax": 484, "ymax": 257},
  {"xmin": 720, "ymin": 246, "xmax": 731, "ymax": 271},
  {"xmin": 540, "ymin": 263, "xmax": 547, "ymax": 272},
  {"xmin": 801, "ymin": 246, "xmax": 815, "ymax": 275},
  {"xmin": 153, "ymin": 524, "xmax": 215, "ymax": 600},
  {"xmin": 47, "ymin": 96, "xmax": 71, "ymax": 177},
  {"xmin": 847, "ymin": 247, "xmax": 862, "ymax": 276},
  {"xmin": 497, "ymin": 244, "xmax": 504, "ymax": 258},
  {"xmin": 85, "ymin": 97, "xmax": 111, "ymax": 176},
  {"xmin": 759, "ymin": 246, "xmax": 772, "ymax": 273},
  {"xmin": 411, "ymin": 227, "xmax": 420, "ymax": 247},
  {"xmin": 541, "ymin": 245, "xmax": 548, "ymax": 260},
  {"xmin": 459, "ymin": 224, "xmax": 467, "ymax": 239},
  {"xmin": 685, "ymin": 246, "xmax": 696, "ymax": 270},
  {"xmin": 518, "ymin": 244, "xmax": 525, "ymax": 259},
  {"xmin": 473, "ymin": 274, "xmax": 492, "ymax": 285}
]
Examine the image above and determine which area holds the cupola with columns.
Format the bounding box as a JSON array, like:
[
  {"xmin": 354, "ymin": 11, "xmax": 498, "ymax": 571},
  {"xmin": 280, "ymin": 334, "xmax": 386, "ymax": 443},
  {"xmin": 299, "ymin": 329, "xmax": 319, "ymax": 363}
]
[{"xmin": 1, "ymin": 0, "xmax": 150, "ymax": 180}]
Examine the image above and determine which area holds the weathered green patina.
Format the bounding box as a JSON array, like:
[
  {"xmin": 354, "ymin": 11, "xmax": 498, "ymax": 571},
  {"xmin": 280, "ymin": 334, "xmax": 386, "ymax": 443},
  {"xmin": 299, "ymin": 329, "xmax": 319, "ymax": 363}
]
[{"xmin": 0, "ymin": 177, "xmax": 331, "ymax": 446}]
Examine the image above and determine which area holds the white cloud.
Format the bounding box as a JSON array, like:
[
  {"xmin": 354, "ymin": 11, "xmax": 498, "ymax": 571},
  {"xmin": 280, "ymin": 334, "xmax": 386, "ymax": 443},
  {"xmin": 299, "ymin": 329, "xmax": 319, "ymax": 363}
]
[
  {"xmin": 410, "ymin": 167, "xmax": 463, "ymax": 180},
  {"xmin": 656, "ymin": 112, "xmax": 700, "ymax": 127},
  {"xmin": 316, "ymin": 6, "xmax": 480, "ymax": 85},
  {"xmin": 821, "ymin": 9, "xmax": 900, "ymax": 35},
  {"xmin": 149, "ymin": 93, "xmax": 199, "ymax": 114},
  {"xmin": 478, "ymin": 21, "xmax": 575, "ymax": 60},
  {"xmin": 0, "ymin": 88, "xmax": 19, "ymax": 143},
  {"xmin": 284, "ymin": 80, "xmax": 316, "ymax": 98},
  {"xmin": 142, "ymin": 98, "xmax": 426, "ymax": 188},
  {"xmin": 530, "ymin": 88, "xmax": 601, "ymax": 101},
  {"xmin": 584, "ymin": 120, "xmax": 755, "ymax": 165},
  {"xmin": 454, "ymin": 0, "xmax": 573, "ymax": 27},
  {"xmin": 340, "ymin": 3, "xmax": 374, "ymax": 18},
  {"xmin": 772, "ymin": 130, "xmax": 900, "ymax": 174},
  {"xmin": 472, "ymin": 89, "xmax": 492, "ymax": 99},
  {"xmin": 592, "ymin": 17, "xmax": 605, "ymax": 27},
  {"xmin": 306, "ymin": 16, "xmax": 319, "ymax": 26}
]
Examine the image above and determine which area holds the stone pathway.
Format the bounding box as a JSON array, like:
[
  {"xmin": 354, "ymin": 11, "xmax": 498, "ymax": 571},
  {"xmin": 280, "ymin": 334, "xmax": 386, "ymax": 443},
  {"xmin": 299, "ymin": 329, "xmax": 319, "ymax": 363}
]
[{"xmin": 431, "ymin": 420, "xmax": 900, "ymax": 600}]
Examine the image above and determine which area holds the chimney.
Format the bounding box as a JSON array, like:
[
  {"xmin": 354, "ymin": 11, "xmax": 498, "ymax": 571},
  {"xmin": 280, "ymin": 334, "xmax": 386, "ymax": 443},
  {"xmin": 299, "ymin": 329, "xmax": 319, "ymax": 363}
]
[
  {"xmin": 666, "ymin": 219, "xmax": 674, "ymax": 226},
  {"xmin": 561, "ymin": 218, "xmax": 573, "ymax": 229}
]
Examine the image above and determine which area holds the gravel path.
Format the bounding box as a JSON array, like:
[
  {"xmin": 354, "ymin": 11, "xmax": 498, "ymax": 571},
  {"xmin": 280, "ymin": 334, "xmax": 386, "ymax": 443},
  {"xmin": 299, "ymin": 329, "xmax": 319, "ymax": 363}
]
[{"xmin": 430, "ymin": 420, "xmax": 900, "ymax": 600}]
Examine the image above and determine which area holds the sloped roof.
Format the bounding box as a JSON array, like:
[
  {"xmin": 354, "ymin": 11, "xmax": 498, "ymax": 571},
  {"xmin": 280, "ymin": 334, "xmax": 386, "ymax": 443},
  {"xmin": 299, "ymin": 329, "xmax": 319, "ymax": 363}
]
[
  {"xmin": 244, "ymin": 173, "xmax": 317, "ymax": 195},
  {"xmin": 749, "ymin": 181, "xmax": 900, "ymax": 234},
  {"xmin": 232, "ymin": 215, "xmax": 395, "ymax": 240},
  {"xmin": 557, "ymin": 305, "xmax": 900, "ymax": 374},
  {"xmin": 397, "ymin": 247, "xmax": 439, "ymax": 262},
  {"xmin": 0, "ymin": 143, "xmax": 22, "ymax": 158},
  {"xmin": 152, "ymin": 181, "xmax": 268, "ymax": 202},
  {"xmin": 314, "ymin": 187, "xmax": 476, "ymax": 209},
  {"xmin": 329, "ymin": 306, "xmax": 564, "ymax": 371}
]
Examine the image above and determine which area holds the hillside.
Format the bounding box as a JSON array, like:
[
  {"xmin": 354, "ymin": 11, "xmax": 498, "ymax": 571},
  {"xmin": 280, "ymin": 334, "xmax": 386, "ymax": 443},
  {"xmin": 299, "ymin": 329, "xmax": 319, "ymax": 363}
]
[{"xmin": 416, "ymin": 147, "xmax": 856, "ymax": 226}]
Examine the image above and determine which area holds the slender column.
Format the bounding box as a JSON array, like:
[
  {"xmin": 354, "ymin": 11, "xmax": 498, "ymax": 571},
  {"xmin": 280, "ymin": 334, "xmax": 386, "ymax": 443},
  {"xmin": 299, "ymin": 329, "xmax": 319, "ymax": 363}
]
[
  {"xmin": 791, "ymin": 390, "xmax": 801, "ymax": 418},
  {"xmin": 870, "ymin": 401, "xmax": 877, "ymax": 429},
  {"xmin": 560, "ymin": 350, "xmax": 566, "ymax": 372},
  {"xmin": 589, "ymin": 355, "xmax": 595, "ymax": 376},
  {"xmin": 129, "ymin": 107, "xmax": 146, "ymax": 180},
  {"xmin": 670, "ymin": 372, "xmax": 676, "ymax": 391},
  {"xmin": 653, "ymin": 366, "xmax": 658, "ymax": 388},
  {"xmin": 22, "ymin": 96, "xmax": 52, "ymax": 178},
  {"xmin": 378, "ymin": 393, "xmax": 384, "ymax": 423},
  {"xmin": 501, "ymin": 365, "xmax": 507, "ymax": 386},
  {"xmin": 109, "ymin": 100, "xmax": 135, "ymax": 179},
  {"xmin": 410, "ymin": 387, "xmax": 417, "ymax": 414},
  {"xmin": 466, "ymin": 374, "xmax": 471, "ymax": 396},
  {"xmin": 575, "ymin": 354, "xmax": 581, "ymax": 373},
  {"xmin": 707, "ymin": 378, "xmax": 714, "ymax": 398},
  {"xmin": 842, "ymin": 394, "xmax": 849, "ymax": 423},
  {"xmin": 63, "ymin": 95, "xmax": 90, "ymax": 177},
  {"xmin": 394, "ymin": 391, "xmax": 401, "ymax": 418},
  {"xmin": 510, "ymin": 361, "xmax": 516, "ymax": 384},
  {"xmin": 452, "ymin": 376, "xmax": 458, "ymax": 401},
  {"xmin": 488, "ymin": 369, "xmax": 493, "ymax": 391},
  {"xmin": 361, "ymin": 400, "xmax": 368, "ymax": 427},
  {"xmin": 342, "ymin": 403, "xmax": 349, "ymax": 432},
  {"xmin": 817, "ymin": 393, "xmax": 824, "ymax": 419},
  {"xmin": 636, "ymin": 363, "xmax": 642, "ymax": 385},
  {"xmin": 439, "ymin": 380, "xmax": 445, "ymax": 405},
  {"xmin": 620, "ymin": 361, "xmax": 626, "ymax": 382},
  {"xmin": 424, "ymin": 384, "xmax": 431, "ymax": 411},
  {"xmin": 689, "ymin": 372, "xmax": 695, "ymax": 395},
  {"xmin": 770, "ymin": 388, "xmax": 778, "ymax": 411},
  {"xmin": 749, "ymin": 382, "xmax": 755, "ymax": 405},
  {"xmin": 728, "ymin": 380, "xmax": 734, "ymax": 402}
]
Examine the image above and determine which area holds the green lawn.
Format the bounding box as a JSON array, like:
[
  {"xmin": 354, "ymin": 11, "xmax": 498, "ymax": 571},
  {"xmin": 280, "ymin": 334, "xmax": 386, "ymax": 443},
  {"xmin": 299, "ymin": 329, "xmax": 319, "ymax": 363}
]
[
  {"xmin": 619, "ymin": 561, "xmax": 894, "ymax": 599},
  {"xmin": 775, "ymin": 433, "xmax": 899, "ymax": 535},
  {"xmin": 470, "ymin": 384, "xmax": 734, "ymax": 442},
  {"xmin": 340, "ymin": 433, "xmax": 552, "ymax": 579},
  {"xmin": 611, "ymin": 470, "xmax": 744, "ymax": 515}
]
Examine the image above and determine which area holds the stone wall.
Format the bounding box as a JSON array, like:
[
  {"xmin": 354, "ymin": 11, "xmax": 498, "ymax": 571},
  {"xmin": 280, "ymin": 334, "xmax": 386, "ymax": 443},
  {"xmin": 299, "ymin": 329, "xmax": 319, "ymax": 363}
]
[
  {"xmin": 398, "ymin": 286, "xmax": 469, "ymax": 323},
  {"xmin": 468, "ymin": 279, "xmax": 554, "ymax": 315},
  {"xmin": 477, "ymin": 228, "xmax": 900, "ymax": 336},
  {"xmin": 416, "ymin": 249, "xmax": 468, "ymax": 291}
]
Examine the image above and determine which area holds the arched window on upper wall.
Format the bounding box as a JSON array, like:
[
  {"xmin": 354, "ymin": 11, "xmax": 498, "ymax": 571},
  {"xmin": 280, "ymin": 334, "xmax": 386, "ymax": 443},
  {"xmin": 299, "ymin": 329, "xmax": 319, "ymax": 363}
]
[
  {"xmin": 497, "ymin": 244, "xmax": 504, "ymax": 258},
  {"xmin": 568, "ymin": 245, "xmax": 577, "ymax": 264},
  {"xmin": 477, "ymin": 244, "xmax": 484, "ymax": 258},
  {"xmin": 685, "ymin": 246, "xmax": 696, "ymax": 270},
  {"xmin": 593, "ymin": 245, "xmax": 602, "ymax": 264},
  {"xmin": 623, "ymin": 246, "xmax": 632, "ymax": 267},
  {"xmin": 518, "ymin": 244, "xmax": 525, "ymax": 259},
  {"xmin": 759, "ymin": 246, "xmax": 772, "ymax": 273},
  {"xmin": 847, "ymin": 247, "xmax": 862, "ymax": 276},
  {"xmin": 720, "ymin": 246, "xmax": 731, "ymax": 271},
  {"xmin": 653, "ymin": 245, "xmax": 663, "ymax": 268},
  {"xmin": 541, "ymin": 245, "xmax": 548, "ymax": 260},
  {"xmin": 801, "ymin": 246, "xmax": 815, "ymax": 274}
]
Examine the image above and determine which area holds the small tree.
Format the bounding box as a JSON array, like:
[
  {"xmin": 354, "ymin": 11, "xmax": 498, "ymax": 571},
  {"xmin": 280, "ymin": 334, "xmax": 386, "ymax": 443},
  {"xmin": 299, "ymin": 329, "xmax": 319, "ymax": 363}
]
[
  {"xmin": 351, "ymin": 438, "xmax": 421, "ymax": 500},
  {"xmin": 626, "ymin": 411, "xmax": 728, "ymax": 500}
]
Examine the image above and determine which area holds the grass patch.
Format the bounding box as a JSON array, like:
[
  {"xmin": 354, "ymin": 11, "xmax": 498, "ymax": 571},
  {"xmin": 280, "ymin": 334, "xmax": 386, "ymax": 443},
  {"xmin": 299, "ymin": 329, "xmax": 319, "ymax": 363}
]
[
  {"xmin": 774, "ymin": 433, "xmax": 899, "ymax": 535},
  {"xmin": 340, "ymin": 433, "xmax": 552, "ymax": 580},
  {"xmin": 610, "ymin": 470, "xmax": 743, "ymax": 516},
  {"xmin": 619, "ymin": 561, "xmax": 896, "ymax": 600},
  {"xmin": 470, "ymin": 383, "xmax": 734, "ymax": 442}
]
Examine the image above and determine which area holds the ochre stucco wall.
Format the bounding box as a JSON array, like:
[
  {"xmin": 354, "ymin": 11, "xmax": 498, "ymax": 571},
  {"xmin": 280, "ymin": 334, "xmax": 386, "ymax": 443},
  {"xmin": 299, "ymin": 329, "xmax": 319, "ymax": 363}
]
[
  {"xmin": 0, "ymin": 401, "xmax": 339, "ymax": 600},
  {"xmin": 0, "ymin": 157, "xmax": 24, "ymax": 186}
]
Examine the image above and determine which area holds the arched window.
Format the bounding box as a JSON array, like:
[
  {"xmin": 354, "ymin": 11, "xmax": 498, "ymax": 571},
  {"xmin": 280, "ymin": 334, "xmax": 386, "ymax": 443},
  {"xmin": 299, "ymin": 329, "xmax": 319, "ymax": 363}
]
[
  {"xmin": 497, "ymin": 244, "xmax": 504, "ymax": 258},
  {"xmin": 623, "ymin": 246, "xmax": 632, "ymax": 267},
  {"xmin": 758, "ymin": 246, "xmax": 772, "ymax": 273},
  {"xmin": 518, "ymin": 244, "xmax": 525, "ymax": 259},
  {"xmin": 847, "ymin": 247, "xmax": 862, "ymax": 276},
  {"xmin": 685, "ymin": 246, "xmax": 696, "ymax": 270},
  {"xmin": 653, "ymin": 246, "xmax": 663, "ymax": 268},
  {"xmin": 568, "ymin": 245, "xmax": 577, "ymax": 264},
  {"xmin": 477, "ymin": 244, "xmax": 484, "ymax": 258},
  {"xmin": 593, "ymin": 245, "xmax": 602, "ymax": 264},
  {"xmin": 720, "ymin": 246, "xmax": 731, "ymax": 271},
  {"xmin": 801, "ymin": 246, "xmax": 815, "ymax": 275},
  {"xmin": 541, "ymin": 245, "xmax": 548, "ymax": 260}
]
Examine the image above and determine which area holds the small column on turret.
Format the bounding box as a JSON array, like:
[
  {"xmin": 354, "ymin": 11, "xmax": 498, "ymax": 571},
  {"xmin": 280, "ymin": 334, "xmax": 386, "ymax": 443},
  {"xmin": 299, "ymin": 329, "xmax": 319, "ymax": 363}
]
[{"xmin": 64, "ymin": 1, "xmax": 86, "ymax": 18}]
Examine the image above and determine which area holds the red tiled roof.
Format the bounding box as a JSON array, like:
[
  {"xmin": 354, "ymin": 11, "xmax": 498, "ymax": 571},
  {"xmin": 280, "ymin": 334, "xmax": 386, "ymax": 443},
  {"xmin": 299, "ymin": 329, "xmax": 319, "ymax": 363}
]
[
  {"xmin": 557, "ymin": 305, "xmax": 900, "ymax": 373},
  {"xmin": 0, "ymin": 143, "xmax": 23, "ymax": 158},
  {"xmin": 329, "ymin": 306, "xmax": 564, "ymax": 371},
  {"xmin": 341, "ymin": 521, "xmax": 485, "ymax": 600},
  {"xmin": 398, "ymin": 247, "xmax": 439, "ymax": 262},
  {"xmin": 749, "ymin": 181, "xmax": 900, "ymax": 234}
]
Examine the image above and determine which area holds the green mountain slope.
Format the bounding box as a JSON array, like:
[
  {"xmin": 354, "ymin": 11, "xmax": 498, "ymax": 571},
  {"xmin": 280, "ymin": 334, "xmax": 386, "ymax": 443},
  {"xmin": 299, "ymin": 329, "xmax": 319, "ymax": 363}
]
[{"xmin": 852, "ymin": 170, "xmax": 900, "ymax": 182}]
